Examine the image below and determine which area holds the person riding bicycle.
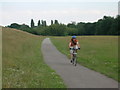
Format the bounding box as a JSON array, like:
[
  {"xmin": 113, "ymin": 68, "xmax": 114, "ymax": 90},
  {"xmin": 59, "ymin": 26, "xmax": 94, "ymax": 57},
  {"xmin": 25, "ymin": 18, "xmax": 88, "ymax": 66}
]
[{"xmin": 69, "ymin": 36, "xmax": 80, "ymax": 63}]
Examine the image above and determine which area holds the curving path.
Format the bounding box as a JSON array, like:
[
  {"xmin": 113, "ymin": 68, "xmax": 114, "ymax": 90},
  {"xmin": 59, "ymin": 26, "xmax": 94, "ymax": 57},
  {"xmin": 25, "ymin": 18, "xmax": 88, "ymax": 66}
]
[{"xmin": 41, "ymin": 38, "xmax": 118, "ymax": 88}]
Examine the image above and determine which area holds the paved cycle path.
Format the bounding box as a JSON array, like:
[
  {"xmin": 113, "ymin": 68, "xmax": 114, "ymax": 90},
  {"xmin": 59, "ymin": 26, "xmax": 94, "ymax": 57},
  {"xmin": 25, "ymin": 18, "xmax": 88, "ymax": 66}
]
[{"xmin": 41, "ymin": 38, "xmax": 118, "ymax": 88}]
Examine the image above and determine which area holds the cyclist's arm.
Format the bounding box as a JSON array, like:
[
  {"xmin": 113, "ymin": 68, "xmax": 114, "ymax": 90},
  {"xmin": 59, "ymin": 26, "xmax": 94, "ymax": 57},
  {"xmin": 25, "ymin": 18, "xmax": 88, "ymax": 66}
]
[
  {"xmin": 69, "ymin": 42, "xmax": 71, "ymax": 48},
  {"xmin": 77, "ymin": 42, "xmax": 80, "ymax": 48}
]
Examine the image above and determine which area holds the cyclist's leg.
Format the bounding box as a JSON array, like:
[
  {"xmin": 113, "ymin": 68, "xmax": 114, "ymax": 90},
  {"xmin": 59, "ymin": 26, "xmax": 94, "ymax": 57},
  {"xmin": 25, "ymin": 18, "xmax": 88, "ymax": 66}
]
[
  {"xmin": 70, "ymin": 54, "xmax": 72, "ymax": 63},
  {"xmin": 70, "ymin": 47, "xmax": 73, "ymax": 63},
  {"xmin": 72, "ymin": 54, "xmax": 75, "ymax": 64},
  {"xmin": 74, "ymin": 49, "xmax": 77, "ymax": 66},
  {"xmin": 70, "ymin": 53, "xmax": 73, "ymax": 60},
  {"xmin": 74, "ymin": 54, "xmax": 77, "ymax": 66}
]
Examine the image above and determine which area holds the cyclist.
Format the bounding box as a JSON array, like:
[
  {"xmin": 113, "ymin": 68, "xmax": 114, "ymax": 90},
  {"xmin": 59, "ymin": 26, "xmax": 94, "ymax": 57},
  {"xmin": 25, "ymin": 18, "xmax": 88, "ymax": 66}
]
[{"xmin": 69, "ymin": 36, "xmax": 80, "ymax": 63}]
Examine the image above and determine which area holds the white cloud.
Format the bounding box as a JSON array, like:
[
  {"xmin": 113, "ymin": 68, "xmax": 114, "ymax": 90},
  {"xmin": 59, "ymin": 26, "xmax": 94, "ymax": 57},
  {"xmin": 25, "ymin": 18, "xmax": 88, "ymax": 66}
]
[
  {"xmin": 0, "ymin": 8, "xmax": 106, "ymax": 26},
  {"xmin": 1, "ymin": 7, "xmax": 117, "ymax": 26},
  {"xmin": 0, "ymin": 1, "xmax": 118, "ymax": 26}
]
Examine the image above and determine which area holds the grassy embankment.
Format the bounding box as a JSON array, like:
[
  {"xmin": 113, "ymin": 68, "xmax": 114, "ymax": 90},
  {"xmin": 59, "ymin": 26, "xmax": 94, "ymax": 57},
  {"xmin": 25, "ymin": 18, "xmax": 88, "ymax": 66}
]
[
  {"xmin": 2, "ymin": 27, "xmax": 66, "ymax": 88},
  {"xmin": 51, "ymin": 36, "xmax": 118, "ymax": 81}
]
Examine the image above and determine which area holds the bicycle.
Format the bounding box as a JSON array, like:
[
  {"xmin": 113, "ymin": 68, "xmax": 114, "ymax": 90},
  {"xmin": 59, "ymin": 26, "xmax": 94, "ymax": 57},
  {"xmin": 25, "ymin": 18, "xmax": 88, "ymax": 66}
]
[{"xmin": 71, "ymin": 48, "xmax": 80, "ymax": 66}]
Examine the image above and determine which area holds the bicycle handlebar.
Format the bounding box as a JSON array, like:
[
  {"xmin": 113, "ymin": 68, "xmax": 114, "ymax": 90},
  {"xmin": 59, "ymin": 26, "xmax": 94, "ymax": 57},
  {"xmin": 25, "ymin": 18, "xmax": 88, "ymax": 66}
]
[{"xmin": 69, "ymin": 48, "xmax": 80, "ymax": 50}]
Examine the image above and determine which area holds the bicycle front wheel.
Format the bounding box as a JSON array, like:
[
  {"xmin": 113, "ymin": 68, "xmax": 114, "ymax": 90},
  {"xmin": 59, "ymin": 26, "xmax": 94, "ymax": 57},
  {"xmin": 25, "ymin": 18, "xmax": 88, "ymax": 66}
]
[
  {"xmin": 74, "ymin": 55, "xmax": 77, "ymax": 66},
  {"xmin": 75, "ymin": 58, "xmax": 77, "ymax": 66}
]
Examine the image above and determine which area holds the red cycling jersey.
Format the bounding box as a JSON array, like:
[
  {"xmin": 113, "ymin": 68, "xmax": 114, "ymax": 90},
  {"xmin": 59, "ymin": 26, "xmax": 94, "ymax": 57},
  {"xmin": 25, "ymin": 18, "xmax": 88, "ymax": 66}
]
[{"xmin": 70, "ymin": 39, "xmax": 78, "ymax": 46}]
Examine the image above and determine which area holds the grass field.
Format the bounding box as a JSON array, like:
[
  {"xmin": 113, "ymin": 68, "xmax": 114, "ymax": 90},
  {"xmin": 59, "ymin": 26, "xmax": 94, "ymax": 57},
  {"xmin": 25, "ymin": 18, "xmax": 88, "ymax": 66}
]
[
  {"xmin": 51, "ymin": 36, "xmax": 119, "ymax": 81},
  {"xmin": 2, "ymin": 27, "xmax": 66, "ymax": 88}
]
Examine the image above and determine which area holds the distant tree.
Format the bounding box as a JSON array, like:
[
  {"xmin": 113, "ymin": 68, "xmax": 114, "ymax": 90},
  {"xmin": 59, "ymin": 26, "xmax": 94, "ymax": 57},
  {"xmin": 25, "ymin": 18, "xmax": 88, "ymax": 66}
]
[
  {"xmin": 71, "ymin": 21, "xmax": 76, "ymax": 25},
  {"xmin": 76, "ymin": 22, "xmax": 85, "ymax": 35},
  {"xmin": 55, "ymin": 20, "xmax": 59, "ymax": 24},
  {"xmin": 95, "ymin": 16, "xmax": 116, "ymax": 35},
  {"xmin": 67, "ymin": 23, "xmax": 76, "ymax": 28},
  {"xmin": 41, "ymin": 20, "xmax": 43, "ymax": 26},
  {"xmin": 51, "ymin": 20, "xmax": 53, "ymax": 25},
  {"xmin": 84, "ymin": 23, "xmax": 96, "ymax": 35},
  {"xmin": 95, "ymin": 19, "xmax": 103, "ymax": 35},
  {"xmin": 7, "ymin": 15, "xmax": 119, "ymax": 36},
  {"xmin": 103, "ymin": 16, "xmax": 114, "ymax": 35},
  {"xmin": 44, "ymin": 21, "xmax": 47, "ymax": 26},
  {"xmin": 31, "ymin": 19, "xmax": 35, "ymax": 28},
  {"xmin": 8, "ymin": 23, "xmax": 21, "ymax": 29},
  {"xmin": 48, "ymin": 24, "xmax": 66, "ymax": 36},
  {"xmin": 19, "ymin": 24, "xmax": 31, "ymax": 32},
  {"xmin": 38, "ymin": 20, "xmax": 41, "ymax": 26},
  {"xmin": 41, "ymin": 20, "xmax": 47, "ymax": 27},
  {"xmin": 66, "ymin": 27, "xmax": 78, "ymax": 36}
]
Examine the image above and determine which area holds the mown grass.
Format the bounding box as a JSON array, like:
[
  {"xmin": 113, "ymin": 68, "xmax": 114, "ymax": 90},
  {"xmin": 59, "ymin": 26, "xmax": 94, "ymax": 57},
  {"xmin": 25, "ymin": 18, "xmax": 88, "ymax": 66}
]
[
  {"xmin": 51, "ymin": 36, "xmax": 119, "ymax": 81},
  {"xmin": 2, "ymin": 27, "xmax": 66, "ymax": 88}
]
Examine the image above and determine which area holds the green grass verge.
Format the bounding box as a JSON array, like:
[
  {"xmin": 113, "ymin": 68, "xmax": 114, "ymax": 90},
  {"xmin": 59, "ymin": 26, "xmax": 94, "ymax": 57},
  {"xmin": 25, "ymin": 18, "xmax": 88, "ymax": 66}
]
[
  {"xmin": 50, "ymin": 36, "xmax": 119, "ymax": 82},
  {"xmin": 2, "ymin": 27, "xmax": 66, "ymax": 88}
]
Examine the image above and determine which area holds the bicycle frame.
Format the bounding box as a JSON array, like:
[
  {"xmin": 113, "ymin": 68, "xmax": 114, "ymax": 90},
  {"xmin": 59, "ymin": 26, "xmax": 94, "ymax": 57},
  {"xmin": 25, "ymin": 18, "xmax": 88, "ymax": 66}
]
[{"xmin": 72, "ymin": 49, "xmax": 77, "ymax": 66}]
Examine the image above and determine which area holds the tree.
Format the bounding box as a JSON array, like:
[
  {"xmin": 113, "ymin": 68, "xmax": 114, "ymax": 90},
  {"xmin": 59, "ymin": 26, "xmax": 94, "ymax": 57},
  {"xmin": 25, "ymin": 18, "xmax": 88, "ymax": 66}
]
[
  {"xmin": 95, "ymin": 16, "xmax": 116, "ymax": 35},
  {"xmin": 55, "ymin": 20, "xmax": 59, "ymax": 24},
  {"xmin": 48, "ymin": 24, "xmax": 66, "ymax": 36},
  {"xmin": 103, "ymin": 16, "xmax": 114, "ymax": 35},
  {"xmin": 41, "ymin": 20, "xmax": 44, "ymax": 26},
  {"xmin": 67, "ymin": 23, "xmax": 76, "ymax": 28},
  {"xmin": 38, "ymin": 20, "xmax": 41, "ymax": 26},
  {"xmin": 84, "ymin": 23, "xmax": 96, "ymax": 35},
  {"xmin": 51, "ymin": 20, "xmax": 53, "ymax": 25},
  {"xmin": 8, "ymin": 23, "xmax": 21, "ymax": 29},
  {"xmin": 7, "ymin": 15, "xmax": 119, "ymax": 36},
  {"xmin": 44, "ymin": 21, "xmax": 47, "ymax": 27},
  {"xmin": 31, "ymin": 19, "xmax": 35, "ymax": 28},
  {"xmin": 76, "ymin": 22, "xmax": 85, "ymax": 35},
  {"xmin": 41, "ymin": 20, "xmax": 47, "ymax": 27},
  {"xmin": 19, "ymin": 24, "xmax": 31, "ymax": 32},
  {"xmin": 95, "ymin": 19, "xmax": 103, "ymax": 35},
  {"xmin": 66, "ymin": 27, "xmax": 78, "ymax": 36}
]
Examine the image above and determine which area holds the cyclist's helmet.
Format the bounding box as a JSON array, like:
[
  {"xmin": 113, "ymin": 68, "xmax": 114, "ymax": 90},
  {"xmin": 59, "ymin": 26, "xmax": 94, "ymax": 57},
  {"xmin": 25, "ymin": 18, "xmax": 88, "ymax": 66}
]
[{"xmin": 72, "ymin": 36, "xmax": 76, "ymax": 39}]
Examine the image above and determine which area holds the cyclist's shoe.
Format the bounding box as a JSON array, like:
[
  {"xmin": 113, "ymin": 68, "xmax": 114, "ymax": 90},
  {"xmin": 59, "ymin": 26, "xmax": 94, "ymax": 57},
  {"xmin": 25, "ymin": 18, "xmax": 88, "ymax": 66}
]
[{"xmin": 70, "ymin": 60, "xmax": 73, "ymax": 63}]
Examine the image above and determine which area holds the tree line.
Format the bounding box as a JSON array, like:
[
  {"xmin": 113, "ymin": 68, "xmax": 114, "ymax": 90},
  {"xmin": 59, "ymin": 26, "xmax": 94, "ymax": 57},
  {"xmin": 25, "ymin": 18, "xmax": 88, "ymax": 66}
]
[{"xmin": 7, "ymin": 15, "xmax": 120, "ymax": 36}]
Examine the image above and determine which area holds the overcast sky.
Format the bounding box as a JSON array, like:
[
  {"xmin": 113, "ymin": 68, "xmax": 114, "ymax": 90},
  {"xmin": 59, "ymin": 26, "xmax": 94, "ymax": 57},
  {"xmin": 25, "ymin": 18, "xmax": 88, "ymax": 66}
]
[{"xmin": 0, "ymin": 0, "xmax": 119, "ymax": 26}]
